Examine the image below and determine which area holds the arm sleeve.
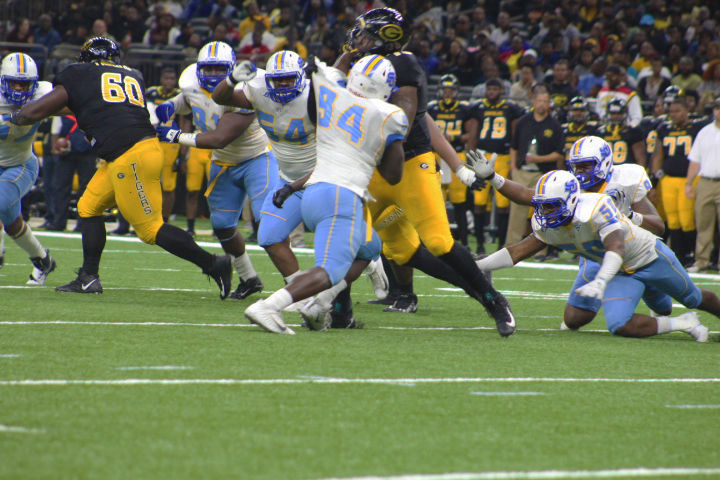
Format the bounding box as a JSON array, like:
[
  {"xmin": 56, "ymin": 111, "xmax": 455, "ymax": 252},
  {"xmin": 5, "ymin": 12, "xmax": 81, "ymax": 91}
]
[
  {"xmin": 50, "ymin": 116, "xmax": 63, "ymax": 135},
  {"xmin": 633, "ymin": 169, "xmax": 652, "ymax": 203},
  {"xmin": 384, "ymin": 109, "xmax": 409, "ymax": 147}
]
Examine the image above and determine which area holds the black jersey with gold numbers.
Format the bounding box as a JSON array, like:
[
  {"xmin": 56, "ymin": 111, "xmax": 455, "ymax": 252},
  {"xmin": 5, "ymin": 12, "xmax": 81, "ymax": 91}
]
[
  {"xmin": 387, "ymin": 51, "xmax": 431, "ymax": 159},
  {"xmin": 596, "ymin": 123, "xmax": 644, "ymax": 165},
  {"xmin": 427, "ymin": 99, "xmax": 471, "ymax": 152},
  {"xmin": 562, "ymin": 120, "xmax": 598, "ymax": 159},
  {"xmin": 468, "ymin": 99, "xmax": 525, "ymax": 154},
  {"xmin": 639, "ymin": 115, "xmax": 665, "ymax": 157},
  {"xmin": 54, "ymin": 61, "xmax": 155, "ymax": 161},
  {"xmin": 656, "ymin": 120, "xmax": 704, "ymax": 177},
  {"xmin": 145, "ymin": 85, "xmax": 179, "ymax": 105}
]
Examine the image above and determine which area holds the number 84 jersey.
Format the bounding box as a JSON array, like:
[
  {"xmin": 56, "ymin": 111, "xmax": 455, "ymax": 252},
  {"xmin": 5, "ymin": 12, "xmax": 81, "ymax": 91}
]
[{"xmin": 532, "ymin": 192, "xmax": 658, "ymax": 272}]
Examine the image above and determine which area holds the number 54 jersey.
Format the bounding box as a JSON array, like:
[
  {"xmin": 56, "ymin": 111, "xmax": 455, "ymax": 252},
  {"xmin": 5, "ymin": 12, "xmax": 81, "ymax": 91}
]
[
  {"xmin": 532, "ymin": 192, "xmax": 658, "ymax": 272},
  {"xmin": 54, "ymin": 62, "xmax": 156, "ymax": 160},
  {"xmin": 0, "ymin": 80, "xmax": 52, "ymax": 167}
]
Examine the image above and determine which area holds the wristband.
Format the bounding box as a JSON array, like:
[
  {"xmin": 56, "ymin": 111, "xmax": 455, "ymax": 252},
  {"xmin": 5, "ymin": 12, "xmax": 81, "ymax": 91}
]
[
  {"xmin": 178, "ymin": 133, "xmax": 198, "ymax": 147},
  {"xmin": 490, "ymin": 173, "xmax": 506, "ymax": 190},
  {"xmin": 225, "ymin": 75, "xmax": 237, "ymax": 88},
  {"xmin": 629, "ymin": 211, "xmax": 643, "ymax": 226}
]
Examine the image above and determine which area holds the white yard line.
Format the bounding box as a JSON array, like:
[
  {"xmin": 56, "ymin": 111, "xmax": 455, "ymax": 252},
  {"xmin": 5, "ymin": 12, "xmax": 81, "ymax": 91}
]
[
  {"xmin": 309, "ymin": 468, "xmax": 720, "ymax": 480},
  {"xmin": 471, "ymin": 392, "xmax": 547, "ymax": 396},
  {"xmin": 0, "ymin": 354, "xmax": 21, "ymax": 358},
  {"xmin": 0, "ymin": 377, "xmax": 718, "ymax": 387},
  {"xmin": 117, "ymin": 366, "xmax": 194, "ymax": 371},
  {"xmin": 0, "ymin": 424, "xmax": 44, "ymax": 434},
  {"xmin": 665, "ymin": 404, "xmax": 720, "ymax": 409}
]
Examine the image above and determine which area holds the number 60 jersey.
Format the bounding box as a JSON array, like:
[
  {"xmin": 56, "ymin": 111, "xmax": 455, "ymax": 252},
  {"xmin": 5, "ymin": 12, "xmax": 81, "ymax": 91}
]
[
  {"xmin": 532, "ymin": 192, "xmax": 658, "ymax": 272},
  {"xmin": 54, "ymin": 61, "xmax": 156, "ymax": 160}
]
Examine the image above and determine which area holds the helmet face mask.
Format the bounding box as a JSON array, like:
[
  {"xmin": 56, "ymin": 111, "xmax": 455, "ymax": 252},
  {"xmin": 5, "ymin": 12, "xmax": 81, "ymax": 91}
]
[
  {"xmin": 606, "ymin": 98, "xmax": 627, "ymax": 125},
  {"xmin": 567, "ymin": 136, "xmax": 613, "ymax": 189},
  {"xmin": 80, "ymin": 36, "xmax": 120, "ymax": 63},
  {"xmin": 348, "ymin": 8, "xmax": 407, "ymax": 55},
  {"xmin": 439, "ymin": 74, "xmax": 458, "ymax": 101},
  {"xmin": 531, "ymin": 170, "xmax": 580, "ymax": 228},
  {"xmin": 347, "ymin": 54, "xmax": 397, "ymax": 101},
  {"xmin": 0, "ymin": 53, "xmax": 38, "ymax": 105},
  {"xmin": 264, "ymin": 50, "xmax": 305, "ymax": 104},
  {"xmin": 196, "ymin": 41, "xmax": 235, "ymax": 92}
]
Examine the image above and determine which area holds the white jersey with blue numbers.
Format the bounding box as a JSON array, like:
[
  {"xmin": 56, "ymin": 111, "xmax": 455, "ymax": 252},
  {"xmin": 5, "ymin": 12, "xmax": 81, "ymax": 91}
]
[
  {"xmin": 0, "ymin": 81, "xmax": 52, "ymax": 167},
  {"xmin": 600, "ymin": 163, "xmax": 652, "ymax": 216},
  {"xmin": 532, "ymin": 192, "xmax": 658, "ymax": 272},
  {"xmin": 306, "ymin": 64, "xmax": 408, "ymax": 200},
  {"xmin": 171, "ymin": 64, "xmax": 268, "ymax": 164},
  {"xmin": 242, "ymin": 69, "xmax": 315, "ymax": 181}
]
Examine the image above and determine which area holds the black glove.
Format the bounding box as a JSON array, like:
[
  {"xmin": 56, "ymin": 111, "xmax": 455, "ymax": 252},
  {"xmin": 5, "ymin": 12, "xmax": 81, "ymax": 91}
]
[
  {"xmin": 304, "ymin": 55, "xmax": 318, "ymax": 76},
  {"xmin": 272, "ymin": 184, "xmax": 294, "ymax": 208},
  {"xmin": 649, "ymin": 170, "xmax": 664, "ymax": 188},
  {"xmin": 469, "ymin": 178, "xmax": 488, "ymax": 191}
]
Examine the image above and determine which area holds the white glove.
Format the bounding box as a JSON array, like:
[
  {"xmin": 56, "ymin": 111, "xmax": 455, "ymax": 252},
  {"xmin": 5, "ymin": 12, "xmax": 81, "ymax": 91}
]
[
  {"xmin": 466, "ymin": 149, "xmax": 498, "ymax": 179},
  {"xmin": 454, "ymin": 165, "xmax": 478, "ymax": 188},
  {"xmin": 227, "ymin": 61, "xmax": 257, "ymax": 86},
  {"xmin": 574, "ymin": 278, "xmax": 607, "ymax": 300}
]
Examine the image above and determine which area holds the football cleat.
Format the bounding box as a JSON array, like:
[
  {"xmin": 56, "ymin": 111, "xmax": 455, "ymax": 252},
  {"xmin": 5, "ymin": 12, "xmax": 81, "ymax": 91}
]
[
  {"xmin": 365, "ymin": 257, "xmax": 389, "ymax": 300},
  {"xmin": 383, "ymin": 292, "xmax": 418, "ymax": 313},
  {"xmin": 245, "ymin": 300, "xmax": 295, "ymax": 335},
  {"xmin": 206, "ymin": 254, "xmax": 232, "ymax": 300},
  {"xmin": 300, "ymin": 296, "xmax": 333, "ymax": 331},
  {"xmin": 55, "ymin": 269, "xmax": 103, "ymax": 294},
  {"xmin": 0, "ymin": 248, "xmax": 4, "ymax": 269},
  {"xmin": 330, "ymin": 307, "xmax": 362, "ymax": 329},
  {"xmin": 677, "ymin": 312, "xmax": 709, "ymax": 343},
  {"xmin": 368, "ymin": 291, "xmax": 396, "ymax": 305},
  {"xmin": 26, "ymin": 249, "xmax": 56, "ymax": 285},
  {"xmin": 229, "ymin": 276, "xmax": 264, "ymax": 300},
  {"xmin": 479, "ymin": 289, "xmax": 515, "ymax": 337}
]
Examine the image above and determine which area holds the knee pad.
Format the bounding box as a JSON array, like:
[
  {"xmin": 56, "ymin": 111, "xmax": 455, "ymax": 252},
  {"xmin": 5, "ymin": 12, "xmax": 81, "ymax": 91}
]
[
  {"xmin": 209, "ymin": 209, "xmax": 239, "ymax": 231},
  {"xmin": 356, "ymin": 230, "xmax": 382, "ymax": 261},
  {"xmin": 134, "ymin": 220, "xmax": 163, "ymax": 245},
  {"xmin": 423, "ymin": 232, "xmax": 454, "ymax": 257}
]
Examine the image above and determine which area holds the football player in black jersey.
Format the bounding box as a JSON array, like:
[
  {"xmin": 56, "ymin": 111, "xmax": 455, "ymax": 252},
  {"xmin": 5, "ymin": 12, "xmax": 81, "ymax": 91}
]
[
  {"xmin": 562, "ymin": 97, "xmax": 598, "ymax": 161},
  {"xmin": 336, "ymin": 8, "xmax": 515, "ymax": 336},
  {"xmin": 11, "ymin": 37, "xmax": 232, "ymax": 297},
  {"xmin": 597, "ymin": 98, "xmax": 646, "ymax": 166}
]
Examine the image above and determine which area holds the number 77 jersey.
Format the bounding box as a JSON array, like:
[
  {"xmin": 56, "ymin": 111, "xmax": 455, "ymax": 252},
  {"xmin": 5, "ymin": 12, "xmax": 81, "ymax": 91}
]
[{"xmin": 306, "ymin": 64, "xmax": 408, "ymax": 199}]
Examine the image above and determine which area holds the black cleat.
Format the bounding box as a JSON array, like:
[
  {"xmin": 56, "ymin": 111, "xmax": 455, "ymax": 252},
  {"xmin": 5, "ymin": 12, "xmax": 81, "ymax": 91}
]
[
  {"xmin": 368, "ymin": 290, "xmax": 397, "ymax": 305},
  {"xmin": 480, "ymin": 289, "xmax": 515, "ymax": 337},
  {"xmin": 56, "ymin": 269, "xmax": 103, "ymax": 294},
  {"xmin": 330, "ymin": 308, "xmax": 363, "ymax": 329},
  {"xmin": 206, "ymin": 254, "xmax": 232, "ymax": 299},
  {"xmin": 229, "ymin": 275, "xmax": 264, "ymax": 300},
  {"xmin": 27, "ymin": 249, "xmax": 56, "ymax": 285},
  {"xmin": 383, "ymin": 292, "xmax": 418, "ymax": 313}
]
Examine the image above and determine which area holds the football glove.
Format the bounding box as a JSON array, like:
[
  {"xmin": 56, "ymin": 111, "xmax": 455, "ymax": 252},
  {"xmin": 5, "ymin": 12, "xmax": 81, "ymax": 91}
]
[
  {"xmin": 227, "ymin": 60, "xmax": 257, "ymax": 86},
  {"xmin": 574, "ymin": 278, "xmax": 607, "ymax": 300},
  {"xmin": 304, "ymin": 55, "xmax": 319, "ymax": 76},
  {"xmin": 466, "ymin": 149, "xmax": 498, "ymax": 179},
  {"xmin": 272, "ymin": 184, "xmax": 294, "ymax": 208},
  {"xmin": 155, "ymin": 102, "xmax": 175, "ymax": 123},
  {"xmin": 649, "ymin": 170, "xmax": 664, "ymax": 188},
  {"xmin": 157, "ymin": 125, "xmax": 181, "ymax": 143},
  {"xmin": 454, "ymin": 165, "xmax": 487, "ymax": 191}
]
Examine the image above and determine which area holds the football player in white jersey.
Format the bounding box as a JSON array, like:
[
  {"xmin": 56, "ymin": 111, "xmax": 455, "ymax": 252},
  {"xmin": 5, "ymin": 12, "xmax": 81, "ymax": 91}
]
[
  {"xmin": 0, "ymin": 53, "xmax": 56, "ymax": 285},
  {"xmin": 242, "ymin": 55, "xmax": 408, "ymax": 334},
  {"xmin": 155, "ymin": 41, "xmax": 277, "ymax": 300},
  {"xmin": 475, "ymin": 169, "xmax": 719, "ymax": 341},
  {"xmin": 472, "ymin": 136, "xmax": 668, "ymax": 332}
]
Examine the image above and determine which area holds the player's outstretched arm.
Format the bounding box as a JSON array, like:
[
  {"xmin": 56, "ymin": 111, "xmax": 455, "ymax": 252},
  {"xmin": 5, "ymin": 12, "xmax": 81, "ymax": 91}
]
[
  {"xmin": 476, "ymin": 234, "xmax": 547, "ymax": 272},
  {"xmin": 466, "ymin": 149, "xmax": 533, "ymax": 205},
  {"xmin": 212, "ymin": 61, "xmax": 255, "ymax": 109},
  {"xmin": 629, "ymin": 197, "xmax": 665, "ymax": 236},
  {"xmin": 157, "ymin": 112, "xmax": 254, "ymax": 148},
  {"xmin": 575, "ymin": 230, "xmax": 625, "ymax": 300},
  {"xmin": 11, "ymin": 86, "xmax": 71, "ymax": 125},
  {"xmin": 378, "ymin": 140, "xmax": 404, "ymax": 185}
]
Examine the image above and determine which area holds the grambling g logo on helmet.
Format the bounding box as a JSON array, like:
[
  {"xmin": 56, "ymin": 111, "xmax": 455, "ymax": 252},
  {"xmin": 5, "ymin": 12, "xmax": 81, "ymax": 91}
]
[{"xmin": 379, "ymin": 24, "xmax": 403, "ymax": 42}]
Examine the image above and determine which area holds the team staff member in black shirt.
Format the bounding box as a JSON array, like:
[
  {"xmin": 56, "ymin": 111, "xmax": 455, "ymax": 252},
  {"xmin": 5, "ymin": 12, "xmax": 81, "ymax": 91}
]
[
  {"xmin": 12, "ymin": 37, "xmax": 232, "ymax": 296},
  {"xmin": 507, "ymin": 84, "xmax": 564, "ymax": 247}
]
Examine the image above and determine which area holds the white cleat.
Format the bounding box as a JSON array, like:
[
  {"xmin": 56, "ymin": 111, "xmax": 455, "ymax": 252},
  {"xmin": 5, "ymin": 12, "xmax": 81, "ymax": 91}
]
[
  {"xmin": 677, "ymin": 312, "xmax": 709, "ymax": 343},
  {"xmin": 245, "ymin": 300, "xmax": 295, "ymax": 335},
  {"xmin": 26, "ymin": 251, "xmax": 56, "ymax": 286},
  {"xmin": 283, "ymin": 297, "xmax": 311, "ymax": 313},
  {"xmin": 365, "ymin": 257, "xmax": 389, "ymax": 300},
  {"xmin": 559, "ymin": 321, "xmax": 570, "ymax": 331},
  {"xmin": 300, "ymin": 296, "xmax": 332, "ymax": 331}
]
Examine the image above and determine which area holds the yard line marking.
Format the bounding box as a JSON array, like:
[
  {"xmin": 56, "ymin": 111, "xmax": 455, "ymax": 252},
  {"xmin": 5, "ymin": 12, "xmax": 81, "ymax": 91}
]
[
  {"xmin": 117, "ymin": 366, "xmax": 194, "ymax": 371},
  {"xmin": 665, "ymin": 404, "xmax": 720, "ymax": 409},
  {"xmin": 134, "ymin": 268, "xmax": 183, "ymax": 272},
  {"xmin": 1, "ymin": 377, "xmax": 719, "ymax": 387},
  {"xmin": 0, "ymin": 424, "xmax": 44, "ymax": 434},
  {"xmin": 0, "ymin": 354, "xmax": 21, "ymax": 358},
  {"xmin": 471, "ymin": 392, "xmax": 546, "ymax": 396},
  {"xmin": 309, "ymin": 467, "xmax": 720, "ymax": 479}
]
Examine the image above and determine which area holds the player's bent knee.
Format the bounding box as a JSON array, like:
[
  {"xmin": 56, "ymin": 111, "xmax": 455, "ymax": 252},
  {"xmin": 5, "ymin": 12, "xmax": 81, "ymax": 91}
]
[
  {"xmin": 423, "ymin": 234, "xmax": 454, "ymax": 257},
  {"xmin": 356, "ymin": 232, "xmax": 382, "ymax": 261},
  {"xmin": 77, "ymin": 196, "xmax": 103, "ymax": 218},
  {"xmin": 680, "ymin": 286, "xmax": 703, "ymax": 310},
  {"xmin": 563, "ymin": 305, "xmax": 596, "ymax": 329},
  {"xmin": 209, "ymin": 210, "xmax": 239, "ymax": 231},
  {"xmin": 134, "ymin": 221, "xmax": 163, "ymax": 245}
]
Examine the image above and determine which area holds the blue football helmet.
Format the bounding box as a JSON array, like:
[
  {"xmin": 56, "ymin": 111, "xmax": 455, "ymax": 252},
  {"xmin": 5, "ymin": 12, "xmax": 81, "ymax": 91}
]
[
  {"xmin": 566, "ymin": 135, "xmax": 613, "ymax": 189},
  {"xmin": 531, "ymin": 170, "xmax": 580, "ymax": 228},
  {"xmin": 0, "ymin": 53, "xmax": 38, "ymax": 105},
  {"xmin": 197, "ymin": 41, "xmax": 235, "ymax": 92},
  {"xmin": 264, "ymin": 50, "xmax": 306, "ymax": 104}
]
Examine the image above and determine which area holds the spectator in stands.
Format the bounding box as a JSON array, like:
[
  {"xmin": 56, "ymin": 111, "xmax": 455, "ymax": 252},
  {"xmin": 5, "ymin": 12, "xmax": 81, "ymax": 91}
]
[
  {"xmin": 637, "ymin": 57, "xmax": 672, "ymax": 102},
  {"xmin": 631, "ymin": 41, "xmax": 656, "ymax": 74},
  {"xmin": 208, "ymin": 20, "xmax": 238, "ymax": 48},
  {"xmin": 238, "ymin": 21, "xmax": 273, "ymax": 64},
  {"xmin": 579, "ymin": 0, "xmax": 600, "ymax": 29},
  {"xmin": 273, "ymin": 27, "xmax": 307, "ymax": 59},
  {"xmin": 416, "ymin": 39, "xmax": 439, "ymax": 76},
  {"xmin": 471, "ymin": 60, "xmax": 511, "ymax": 100},
  {"xmin": 33, "ymin": 14, "xmax": 62, "ymax": 53},
  {"xmin": 546, "ymin": 59, "xmax": 580, "ymax": 122},
  {"xmin": 144, "ymin": 12, "xmax": 181, "ymax": 46},
  {"xmin": 437, "ymin": 40, "xmax": 464, "ymax": 77},
  {"xmin": 451, "ymin": 48, "xmax": 483, "ymax": 87},
  {"xmin": 573, "ymin": 48, "xmax": 595, "ymax": 81},
  {"xmin": 63, "ymin": 24, "xmax": 90, "ymax": 45},
  {"xmin": 181, "ymin": 0, "xmax": 216, "ymax": 20},
  {"xmin": 698, "ymin": 60, "xmax": 720, "ymax": 112},
  {"xmin": 451, "ymin": 14, "xmax": 472, "ymax": 48},
  {"xmin": 509, "ymin": 64, "xmax": 535, "ymax": 108},
  {"xmin": 210, "ymin": 0, "xmax": 239, "ymax": 22},
  {"xmin": 470, "ymin": 6, "xmax": 493, "ymax": 39},
  {"xmin": 500, "ymin": 35, "xmax": 531, "ymax": 76},
  {"xmin": 302, "ymin": 11, "xmax": 330, "ymax": 47},
  {"xmin": 270, "ymin": 6, "xmax": 293, "ymax": 38},
  {"xmin": 7, "ymin": 18, "xmax": 34, "ymax": 44},
  {"xmin": 117, "ymin": 6, "xmax": 148, "ymax": 45},
  {"xmin": 238, "ymin": 1, "xmax": 270, "ymax": 40},
  {"xmin": 490, "ymin": 11, "xmax": 512, "ymax": 47},
  {"xmin": 91, "ymin": 19, "xmax": 117, "ymax": 43},
  {"xmin": 595, "ymin": 64, "xmax": 643, "ymax": 126},
  {"xmin": 672, "ymin": 56, "xmax": 703, "ymax": 91}
]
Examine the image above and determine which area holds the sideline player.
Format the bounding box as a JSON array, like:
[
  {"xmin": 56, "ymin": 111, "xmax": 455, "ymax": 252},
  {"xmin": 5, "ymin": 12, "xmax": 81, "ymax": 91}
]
[
  {"xmin": 562, "ymin": 96, "xmax": 598, "ymax": 161},
  {"xmin": 470, "ymin": 136, "xmax": 665, "ymax": 331},
  {"xmin": 11, "ymin": 37, "xmax": 232, "ymax": 296},
  {"xmin": 337, "ymin": 8, "xmax": 515, "ymax": 335},
  {"xmin": 596, "ymin": 98, "xmax": 646, "ymax": 167},
  {"xmin": 0, "ymin": 52, "xmax": 56, "ymax": 285},
  {"xmin": 155, "ymin": 41, "xmax": 276, "ymax": 300},
  {"xmin": 244, "ymin": 56, "xmax": 406, "ymax": 334},
  {"xmin": 475, "ymin": 169, "xmax": 716, "ymax": 341}
]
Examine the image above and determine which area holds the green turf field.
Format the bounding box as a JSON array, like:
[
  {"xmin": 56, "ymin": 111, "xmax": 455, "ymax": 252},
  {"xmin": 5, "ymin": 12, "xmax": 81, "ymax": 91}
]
[{"xmin": 1, "ymin": 228, "xmax": 719, "ymax": 480}]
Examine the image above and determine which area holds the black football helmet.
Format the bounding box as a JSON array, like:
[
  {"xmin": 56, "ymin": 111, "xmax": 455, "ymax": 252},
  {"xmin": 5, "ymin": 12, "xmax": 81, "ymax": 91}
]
[
  {"xmin": 346, "ymin": 8, "xmax": 408, "ymax": 55},
  {"xmin": 568, "ymin": 96, "xmax": 589, "ymax": 122},
  {"xmin": 663, "ymin": 85, "xmax": 683, "ymax": 104},
  {"xmin": 79, "ymin": 36, "xmax": 120, "ymax": 63},
  {"xmin": 606, "ymin": 98, "xmax": 627, "ymax": 125}
]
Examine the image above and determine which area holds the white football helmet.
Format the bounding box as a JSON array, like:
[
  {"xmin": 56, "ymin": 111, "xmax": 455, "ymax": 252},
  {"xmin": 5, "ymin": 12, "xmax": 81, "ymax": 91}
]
[
  {"xmin": 566, "ymin": 135, "xmax": 613, "ymax": 189},
  {"xmin": 347, "ymin": 54, "xmax": 396, "ymax": 101},
  {"xmin": 1, "ymin": 53, "xmax": 38, "ymax": 105},
  {"xmin": 196, "ymin": 41, "xmax": 235, "ymax": 92},
  {"xmin": 531, "ymin": 170, "xmax": 580, "ymax": 228},
  {"xmin": 265, "ymin": 50, "xmax": 306, "ymax": 104}
]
